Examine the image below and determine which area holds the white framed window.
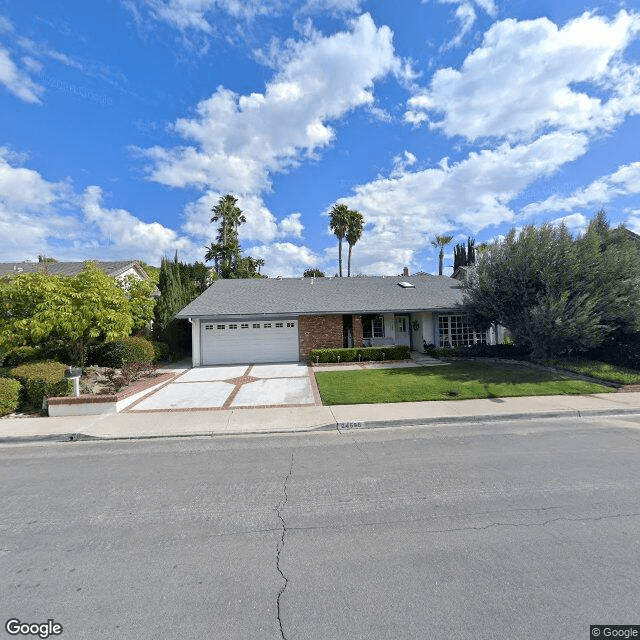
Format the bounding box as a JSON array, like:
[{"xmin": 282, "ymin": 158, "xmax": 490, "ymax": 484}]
[
  {"xmin": 275, "ymin": 322, "xmax": 283, "ymax": 328},
  {"xmin": 216, "ymin": 324, "xmax": 225, "ymax": 330},
  {"xmin": 395, "ymin": 317, "xmax": 408, "ymax": 332},
  {"xmin": 286, "ymin": 322, "xmax": 295, "ymax": 328},
  {"xmin": 253, "ymin": 323, "xmax": 260, "ymax": 328},
  {"xmin": 362, "ymin": 315, "xmax": 384, "ymax": 339},
  {"xmin": 228, "ymin": 324, "xmax": 238, "ymax": 330},
  {"xmin": 264, "ymin": 323, "xmax": 272, "ymax": 328},
  {"xmin": 438, "ymin": 315, "xmax": 487, "ymax": 347},
  {"xmin": 241, "ymin": 323, "xmax": 249, "ymax": 329}
]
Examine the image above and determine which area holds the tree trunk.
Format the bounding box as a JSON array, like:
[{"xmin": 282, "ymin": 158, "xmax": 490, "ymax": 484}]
[
  {"xmin": 338, "ymin": 238, "xmax": 343, "ymax": 277},
  {"xmin": 347, "ymin": 243, "xmax": 353, "ymax": 277},
  {"xmin": 439, "ymin": 248, "xmax": 444, "ymax": 276}
]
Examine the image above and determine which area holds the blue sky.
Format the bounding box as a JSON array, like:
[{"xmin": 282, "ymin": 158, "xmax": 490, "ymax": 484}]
[{"xmin": 1, "ymin": 0, "xmax": 639, "ymax": 277}]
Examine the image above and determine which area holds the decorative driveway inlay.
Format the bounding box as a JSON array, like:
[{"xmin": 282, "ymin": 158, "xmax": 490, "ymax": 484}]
[{"xmin": 127, "ymin": 362, "xmax": 319, "ymax": 412}]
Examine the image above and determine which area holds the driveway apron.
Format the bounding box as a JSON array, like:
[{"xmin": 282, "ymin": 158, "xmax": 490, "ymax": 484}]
[{"xmin": 127, "ymin": 362, "xmax": 318, "ymax": 412}]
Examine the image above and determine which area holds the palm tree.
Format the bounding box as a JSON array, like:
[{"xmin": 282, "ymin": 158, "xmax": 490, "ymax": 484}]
[
  {"xmin": 210, "ymin": 194, "xmax": 245, "ymax": 275},
  {"xmin": 432, "ymin": 234, "xmax": 454, "ymax": 276},
  {"xmin": 329, "ymin": 203, "xmax": 350, "ymax": 277},
  {"xmin": 346, "ymin": 209, "xmax": 364, "ymax": 277}
]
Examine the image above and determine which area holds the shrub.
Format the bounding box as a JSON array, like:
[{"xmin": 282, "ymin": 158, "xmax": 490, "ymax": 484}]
[
  {"xmin": 90, "ymin": 337, "xmax": 155, "ymax": 368},
  {"xmin": 150, "ymin": 341, "xmax": 171, "ymax": 363},
  {"xmin": 588, "ymin": 330, "xmax": 640, "ymax": 370},
  {"xmin": 3, "ymin": 345, "xmax": 42, "ymax": 367},
  {"xmin": 456, "ymin": 343, "xmax": 531, "ymax": 360},
  {"xmin": 39, "ymin": 339, "xmax": 74, "ymax": 365},
  {"xmin": 0, "ymin": 378, "xmax": 22, "ymax": 415},
  {"xmin": 10, "ymin": 361, "xmax": 73, "ymax": 409},
  {"xmin": 310, "ymin": 345, "xmax": 411, "ymax": 363}
]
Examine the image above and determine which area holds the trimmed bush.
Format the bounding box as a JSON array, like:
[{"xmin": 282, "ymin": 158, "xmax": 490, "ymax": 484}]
[
  {"xmin": 90, "ymin": 337, "xmax": 155, "ymax": 368},
  {"xmin": 3, "ymin": 345, "xmax": 42, "ymax": 367},
  {"xmin": 10, "ymin": 361, "xmax": 73, "ymax": 409},
  {"xmin": 0, "ymin": 378, "xmax": 22, "ymax": 415},
  {"xmin": 588, "ymin": 330, "xmax": 640, "ymax": 370},
  {"xmin": 310, "ymin": 345, "xmax": 411, "ymax": 363},
  {"xmin": 150, "ymin": 341, "xmax": 171, "ymax": 363}
]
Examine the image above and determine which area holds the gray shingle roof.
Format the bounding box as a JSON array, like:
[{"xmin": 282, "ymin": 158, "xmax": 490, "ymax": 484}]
[{"xmin": 176, "ymin": 274, "xmax": 466, "ymax": 318}]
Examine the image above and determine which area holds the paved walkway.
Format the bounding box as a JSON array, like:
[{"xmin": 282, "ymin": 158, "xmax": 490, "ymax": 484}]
[{"xmin": 1, "ymin": 391, "xmax": 639, "ymax": 443}]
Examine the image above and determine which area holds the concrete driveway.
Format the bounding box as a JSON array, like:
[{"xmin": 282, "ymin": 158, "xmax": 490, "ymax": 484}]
[{"xmin": 127, "ymin": 362, "xmax": 319, "ymax": 412}]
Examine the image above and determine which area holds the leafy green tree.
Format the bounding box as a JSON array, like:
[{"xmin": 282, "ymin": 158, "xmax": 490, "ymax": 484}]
[
  {"xmin": 0, "ymin": 265, "xmax": 138, "ymax": 366},
  {"xmin": 432, "ymin": 234, "xmax": 454, "ymax": 276},
  {"xmin": 463, "ymin": 213, "xmax": 640, "ymax": 359},
  {"xmin": 329, "ymin": 203, "xmax": 350, "ymax": 277},
  {"xmin": 303, "ymin": 268, "xmax": 325, "ymax": 277},
  {"xmin": 346, "ymin": 209, "xmax": 364, "ymax": 277},
  {"xmin": 119, "ymin": 275, "xmax": 156, "ymax": 333}
]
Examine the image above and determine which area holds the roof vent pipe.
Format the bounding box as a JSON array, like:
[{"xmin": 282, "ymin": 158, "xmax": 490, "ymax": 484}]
[{"xmin": 403, "ymin": 267, "xmax": 409, "ymax": 277}]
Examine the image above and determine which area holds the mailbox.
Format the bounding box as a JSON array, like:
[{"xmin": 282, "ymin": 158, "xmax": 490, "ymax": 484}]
[{"xmin": 65, "ymin": 367, "xmax": 82, "ymax": 379}]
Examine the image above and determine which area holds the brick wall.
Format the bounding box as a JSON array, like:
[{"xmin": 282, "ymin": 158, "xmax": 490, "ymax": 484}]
[
  {"xmin": 298, "ymin": 314, "xmax": 343, "ymax": 359},
  {"xmin": 352, "ymin": 315, "xmax": 363, "ymax": 346}
]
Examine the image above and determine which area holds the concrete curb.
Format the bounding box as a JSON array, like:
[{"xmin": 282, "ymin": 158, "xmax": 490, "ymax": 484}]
[{"xmin": 2, "ymin": 408, "xmax": 639, "ymax": 444}]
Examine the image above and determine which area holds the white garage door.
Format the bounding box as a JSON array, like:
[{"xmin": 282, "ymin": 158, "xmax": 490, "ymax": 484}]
[{"xmin": 201, "ymin": 319, "xmax": 300, "ymax": 365}]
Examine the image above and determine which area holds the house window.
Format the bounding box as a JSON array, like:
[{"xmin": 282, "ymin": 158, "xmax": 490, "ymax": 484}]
[
  {"xmin": 362, "ymin": 314, "xmax": 385, "ymax": 339},
  {"xmin": 229, "ymin": 324, "xmax": 238, "ymax": 330},
  {"xmin": 241, "ymin": 323, "xmax": 249, "ymax": 329},
  {"xmin": 253, "ymin": 323, "xmax": 260, "ymax": 328},
  {"xmin": 395, "ymin": 317, "xmax": 408, "ymax": 332},
  {"xmin": 205, "ymin": 324, "xmax": 214, "ymax": 330},
  {"xmin": 275, "ymin": 322, "xmax": 283, "ymax": 328},
  {"xmin": 264, "ymin": 323, "xmax": 272, "ymax": 328},
  {"xmin": 286, "ymin": 322, "xmax": 295, "ymax": 328},
  {"xmin": 438, "ymin": 315, "xmax": 487, "ymax": 347},
  {"xmin": 216, "ymin": 325, "xmax": 225, "ymax": 330}
]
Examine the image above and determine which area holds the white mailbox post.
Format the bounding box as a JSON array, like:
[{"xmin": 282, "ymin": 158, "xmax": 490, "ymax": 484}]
[{"xmin": 64, "ymin": 367, "xmax": 82, "ymax": 397}]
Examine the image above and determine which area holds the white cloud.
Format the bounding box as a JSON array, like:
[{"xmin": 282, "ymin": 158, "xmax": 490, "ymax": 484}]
[
  {"xmin": 0, "ymin": 148, "xmax": 67, "ymax": 208},
  {"xmin": 524, "ymin": 161, "xmax": 640, "ymax": 215},
  {"xmin": 140, "ymin": 14, "xmax": 400, "ymax": 194},
  {"xmin": 337, "ymin": 131, "xmax": 588, "ymax": 274},
  {"xmin": 406, "ymin": 10, "xmax": 640, "ymax": 141},
  {"xmin": 428, "ymin": 0, "xmax": 497, "ymax": 49},
  {"xmin": 126, "ymin": 0, "xmax": 284, "ymax": 33},
  {"xmin": 181, "ymin": 191, "xmax": 306, "ymax": 248},
  {"xmin": 300, "ymin": 0, "xmax": 362, "ymax": 16},
  {"xmin": 0, "ymin": 46, "xmax": 43, "ymax": 103},
  {"xmin": 81, "ymin": 186, "xmax": 194, "ymax": 260},
  {"xmin": 550, "ymin": 212, "xmax": 588, "ymax": 235},
  {"xmin": 247, "ymin": 241, "xmax": 321, "ymax": 278},
  {"xmin": 0, "ymin": 149, "xmax": 196, "ymax": 263}
]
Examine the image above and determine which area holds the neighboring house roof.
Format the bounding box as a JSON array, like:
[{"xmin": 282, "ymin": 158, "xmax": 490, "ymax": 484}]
[
  {"xmin": 176, "ymin": 274, "xmax": 466, "ymax": 319},
  {"xmin": 0, "ymin": 260, "xmax": 148, "ymax": 278}
]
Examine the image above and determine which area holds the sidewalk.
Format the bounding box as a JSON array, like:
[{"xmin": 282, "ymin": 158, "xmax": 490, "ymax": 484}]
[{"xmin": 1, "ymin": 392, "xmax": 640, "ymax": 443}]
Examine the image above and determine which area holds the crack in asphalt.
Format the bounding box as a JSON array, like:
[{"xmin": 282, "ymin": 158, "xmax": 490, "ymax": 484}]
[
  {"xmin": 279, "ymin": 510, "xmax": 640, "ymax": 535},
  {"xmin": 275, "ymin": 452, "xmax": 294, "ymax": 640}
]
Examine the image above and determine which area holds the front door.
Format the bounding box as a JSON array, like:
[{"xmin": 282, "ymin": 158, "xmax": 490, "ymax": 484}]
[{"xmin": 395, "ymin": 315, "xmax": 411, "ymax": 347}]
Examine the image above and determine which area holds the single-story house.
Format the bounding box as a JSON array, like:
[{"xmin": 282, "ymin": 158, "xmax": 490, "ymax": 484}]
[
  {"xmin": 0, "ymin": 260, "xmax": 159, "ymax": 295},
  {"xmin": 176, "ymin": 271, "xmax": 499, "ymax": 366}
]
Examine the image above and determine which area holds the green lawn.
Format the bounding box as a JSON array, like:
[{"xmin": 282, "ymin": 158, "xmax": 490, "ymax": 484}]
[
  {"xmin": 314, "ymin": 361, "xmax": 614, "ymax": 405},
  {"xmin": 542, "ymin": 359, "xmax": 640, "ymax": 385}
]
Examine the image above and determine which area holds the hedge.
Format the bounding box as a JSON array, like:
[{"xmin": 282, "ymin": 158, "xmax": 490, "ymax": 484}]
[
  {"xmin": 150, "ymin": 341, "xmax": 171, "ymax": 363},
  {"xmin": 0, "ymin": 378, "xmax": 22, "ymax": 416},
  {"xmin": 3, "ymin": 345, "xmax": 43, "ymax": 367},
  {"xmin": 9, "ymin": 361, "xmax": 73, "ymax": 409},
  {"xmin": 424, "ymin": 343, "xmax": 531, "ymax": 360},
  {"xmin": 89, "ymin": 336, "xmax": 155, "ymax": 368},
  {"xmin": 309, "ymin": 345, "xmax": 411, "ymax": 363}
]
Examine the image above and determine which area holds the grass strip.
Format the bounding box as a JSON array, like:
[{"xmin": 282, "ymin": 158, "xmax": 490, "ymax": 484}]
[
  {"xmin": 542, "ymin": 359, "xmax": 640, "ymax": 385},
  {"xmin": 315, "ymin": 361, "xmax": 613, "ymax": 405}
]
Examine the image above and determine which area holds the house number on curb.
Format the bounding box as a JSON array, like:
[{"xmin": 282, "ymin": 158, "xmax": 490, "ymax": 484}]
[{"xmin": 339, "ymin": 421, "xmax": 363, "ymax": 430}]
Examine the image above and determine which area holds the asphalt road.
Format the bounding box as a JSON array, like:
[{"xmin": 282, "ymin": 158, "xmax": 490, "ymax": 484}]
[{"xmin": 2, "ymin": 416, "xmax": 640, "ymax": 640}]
